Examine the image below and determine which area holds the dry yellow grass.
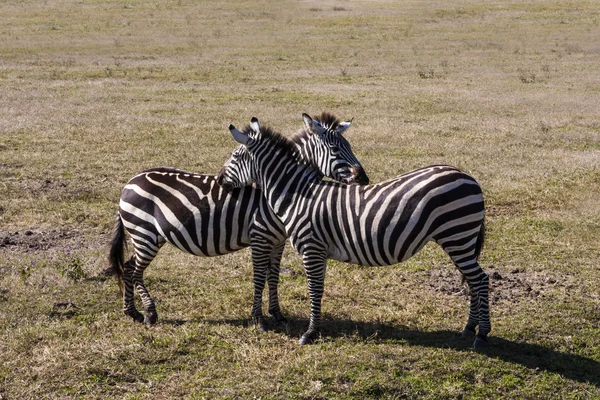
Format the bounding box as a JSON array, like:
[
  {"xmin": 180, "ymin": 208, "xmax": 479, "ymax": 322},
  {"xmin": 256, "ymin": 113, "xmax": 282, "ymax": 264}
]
[{"xmin": 1, "ymin": 0, "xmax": 600, "ymax": 398}]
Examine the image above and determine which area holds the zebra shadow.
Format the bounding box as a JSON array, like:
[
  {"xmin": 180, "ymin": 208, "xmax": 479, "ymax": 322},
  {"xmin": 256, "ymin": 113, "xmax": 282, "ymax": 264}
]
[{"xmin": 199, "ymin": 316, "xmax": 600, "ymax": 387}]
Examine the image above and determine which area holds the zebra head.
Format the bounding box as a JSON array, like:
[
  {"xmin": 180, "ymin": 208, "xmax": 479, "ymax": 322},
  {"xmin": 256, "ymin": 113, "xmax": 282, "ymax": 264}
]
[
  {"xmin": 217, "ymin": 141, "xmax": 254, "ymax": 190},
  {"xmin": 297, "ymin": 112, "xmax": 369, "ymax": 185},
  {"xmin": 217, "ymin": 117, "xmax": 268, "ymax": 190}
]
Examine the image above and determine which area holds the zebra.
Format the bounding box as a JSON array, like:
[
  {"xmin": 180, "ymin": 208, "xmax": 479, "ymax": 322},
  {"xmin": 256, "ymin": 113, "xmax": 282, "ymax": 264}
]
[
  {"xmin": 109, "ymin": 113, "xmax": 369, "ymax": 329},
  {"xmin": 217, "ymin": 117, "xmax": 490, "ymax": 349}
]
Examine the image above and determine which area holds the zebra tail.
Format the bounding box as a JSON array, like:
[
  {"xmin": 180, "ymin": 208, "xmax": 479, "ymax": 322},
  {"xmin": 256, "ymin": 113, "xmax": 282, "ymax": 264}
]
[{"xmin": 109, "ymin": 214, "xmax": 127, "ymax": 294}]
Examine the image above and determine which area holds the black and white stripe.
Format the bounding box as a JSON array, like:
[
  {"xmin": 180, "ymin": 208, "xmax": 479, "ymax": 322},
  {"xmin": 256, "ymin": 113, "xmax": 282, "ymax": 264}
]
[
  {"xmin": 109, "ymin": 113, "xmax": 368, "ymax": 327},
  {"xmin": 219, "ymin": 118, "xmax": 490, "ymax": 348}
]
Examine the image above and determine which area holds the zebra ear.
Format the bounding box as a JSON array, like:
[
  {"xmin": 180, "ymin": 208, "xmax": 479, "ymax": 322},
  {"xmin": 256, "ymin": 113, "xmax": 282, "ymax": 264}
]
[
  {"xmin": 302, "ymin": 113, "xmax": 324, "ymax": 135},
  {"xmin": 229, "ymin": 124, "xmax": 249, "ymax": 145},
  {"xmin": 250, "ymin": 117, "xmax": 260, "ymax": 135},
  {"xmin": 302, "ymin": 113, "xmax": 313, "ymax": 131},
  {"xmin": 336, "ymin": 118, "xmax": 353, "ymax": 135}
]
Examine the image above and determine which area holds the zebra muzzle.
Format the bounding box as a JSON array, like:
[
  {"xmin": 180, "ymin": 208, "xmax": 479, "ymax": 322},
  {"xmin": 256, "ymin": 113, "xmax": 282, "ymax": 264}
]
[
  {"xmin": 351, "ymin": 166, "xmax": 369, "ymax": 185},
  {"xmin": 216, "ymin": 170, "xmax": 230, "ymax": 189}
]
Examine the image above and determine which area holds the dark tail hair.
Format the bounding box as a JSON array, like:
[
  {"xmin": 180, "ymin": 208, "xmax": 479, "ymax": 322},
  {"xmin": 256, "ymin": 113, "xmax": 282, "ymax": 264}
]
[
  {"xmin": 109, "ymin": 214, "xmax": 127, "ymax": 294},
  {"xmin": 474, "ymin": 221, "xmax": 485, "ymax": 260}
]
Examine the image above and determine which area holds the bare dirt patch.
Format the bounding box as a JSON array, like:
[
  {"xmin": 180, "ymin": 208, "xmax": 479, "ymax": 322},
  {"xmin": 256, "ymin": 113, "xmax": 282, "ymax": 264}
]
[
  {"xmin": 0, "ymin": 229, "xmax": 102, "ymax": 253},
  {"xmin": 427, "ymin": 266, "xmax": 574, "ymax": 303}
]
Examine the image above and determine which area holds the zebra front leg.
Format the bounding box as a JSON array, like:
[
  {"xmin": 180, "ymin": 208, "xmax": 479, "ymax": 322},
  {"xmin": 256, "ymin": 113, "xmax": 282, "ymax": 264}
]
[
  {"xmin": 250, "ymin": 240, "xmax": 272, "ymax": 332},
  {"xmin": 299, "ymin": 251, "xmax": 327, "ymax": 345},
  {"xmin": 122, "ymin": 257, "xmax": 144, "ymax": 323},
  {"xmin": 132, "ymin": 264, "xmax": 158, "ymax": 325},
  {"xmin": 267, "ymin": 242, "xmax": 287, "ymax": 326}
]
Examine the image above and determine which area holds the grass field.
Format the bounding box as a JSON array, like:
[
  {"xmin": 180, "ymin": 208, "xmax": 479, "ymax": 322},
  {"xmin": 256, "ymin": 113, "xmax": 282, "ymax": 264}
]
[{"xmin": 1, "ymin": 0, "xmax": 600, "ymax": 398}]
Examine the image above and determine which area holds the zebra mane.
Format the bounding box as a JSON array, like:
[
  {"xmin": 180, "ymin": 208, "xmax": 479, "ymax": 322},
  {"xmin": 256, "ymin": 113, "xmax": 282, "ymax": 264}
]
[
  {"xmin": 313, "ymin": 112, "xmax": 342, "ymax": 132},
  {"xmin": 290, "ymin": 112, "xmax": 342, "ymax": 145},
  {"xmin": 241, "ymin": 124, "xmax": 322, "ymax": 173}
]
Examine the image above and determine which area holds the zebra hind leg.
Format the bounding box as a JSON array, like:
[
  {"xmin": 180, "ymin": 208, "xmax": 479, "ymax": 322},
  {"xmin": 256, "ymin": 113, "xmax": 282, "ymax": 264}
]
[
  {"xmin": 461, "ymin": 282, "xmax": 479, "ymax": 340},
  {"xmin": 129, "ymin": 259, "xmax": 159, "ymax": 325},
  {"xmin": 440, "ymin": 232, "xmax": 490, "ymax": 349},
  {"xmin": 458, "ymin": 262, "xmax": 490, "ymax": 349},
  {"xmin": 267, "ymin": 242, "xmax": 287, "ymax": 327},
  {"xmin": 473, "ymin": 271, "xmax": 490, "ymax": 349},
  {"xmin": 132, "ymin": 262, "xmax": 158, "ymax": 325},
  {"xmin": 130, "ymin": 240, "xmax": 163, "ymax": 325},
  {"xmin": 123, "ymin": 257, "xmax": 144, "ymax": 323}
]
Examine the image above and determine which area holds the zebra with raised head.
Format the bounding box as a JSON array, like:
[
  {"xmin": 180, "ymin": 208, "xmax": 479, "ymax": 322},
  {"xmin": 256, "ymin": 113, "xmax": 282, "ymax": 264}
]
[
  {"xmin": 218, "ymin": 117, "xmax": 490, "ymax": 348},
  {"xmin": 109, "ymin": 113, "xmax": 369, "ymax": 329}
]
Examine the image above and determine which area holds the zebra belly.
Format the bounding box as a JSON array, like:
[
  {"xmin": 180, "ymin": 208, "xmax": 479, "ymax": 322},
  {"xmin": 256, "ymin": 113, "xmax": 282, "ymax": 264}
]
[
  {"xmin": 160, "ymin": 223, "xmax": 251, "ymax": 257},
  {"xmin": 323, "ymin": 204, "xmax": 483, "ymax": 266},
  {"xmin": 324, "ymin": 232, "xmax": 434, "ymax": 266},
  {"xmin": 326, "ymin": 245, "xmax": 394, "ymax": 266}
]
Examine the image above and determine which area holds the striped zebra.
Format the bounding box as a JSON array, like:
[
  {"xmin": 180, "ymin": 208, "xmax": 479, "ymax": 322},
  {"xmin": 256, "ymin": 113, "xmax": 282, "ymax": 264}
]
[
  {"xmin": 218, "ymin": 118, "xmax": 490, "ymax": 348},
  {"xmin": 109, "ymin": 113, "xmax": 369, "ymax": 329}
]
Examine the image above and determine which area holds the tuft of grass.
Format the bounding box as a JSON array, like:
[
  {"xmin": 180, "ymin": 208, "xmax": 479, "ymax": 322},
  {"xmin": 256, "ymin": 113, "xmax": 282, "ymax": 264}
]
[
  {"xmin": 519, "ymin": 70, "xmax": 537, "ymax": 83},
  {"xmin": 418, "ymin": 67, "xmax": 435, "ymax": 79}
]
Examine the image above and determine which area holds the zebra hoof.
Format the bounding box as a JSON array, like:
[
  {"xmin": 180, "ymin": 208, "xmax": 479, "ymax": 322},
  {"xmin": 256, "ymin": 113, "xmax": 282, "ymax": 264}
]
[
  {"xmin": 473, "ymin": 335, "xmax": 489, "ymax": 350},
  {"xmin": 273, "ymin": 314, "xmax": 288, "ymax": 326},
  {"xmin": 298, "ymin": 336, "xmax": 313, "ymax": 345},
  {"xmin": 126, "ymin": 310, "xmax": 145, "ymax": 323},
  {"xmin": 298, "ymin": 330, "xmax": 319, "ymax": 345},
  {"xmin": 251, "ymin": 315, "xmax": 268, "ymax": 332},
  {"xmin": 256, "ymin": 319, "xmax": 268, "ymax": 333},
  {"xmin": 144, "ymin": 311, "xmax": 158, "ymax": 325},
  {"xmin": 461, "ymin": 326, "xmax": 476, "ymax": 339}
]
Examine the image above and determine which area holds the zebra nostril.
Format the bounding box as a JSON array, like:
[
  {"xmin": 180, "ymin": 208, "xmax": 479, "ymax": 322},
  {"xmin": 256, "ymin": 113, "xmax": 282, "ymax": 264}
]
[{"xmin": 217, "ymin": 173, "xmax": 228, "ymax": 187}]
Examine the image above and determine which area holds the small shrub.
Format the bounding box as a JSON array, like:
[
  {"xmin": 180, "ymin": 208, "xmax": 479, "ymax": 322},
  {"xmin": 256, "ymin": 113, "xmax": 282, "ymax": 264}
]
[{"xmin": 56, "ymin": 256, "xmax": 86, "ymax": 282}]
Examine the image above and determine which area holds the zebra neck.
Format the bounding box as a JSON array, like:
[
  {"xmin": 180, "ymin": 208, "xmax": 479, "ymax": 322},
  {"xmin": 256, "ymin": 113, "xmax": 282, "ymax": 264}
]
[
  {"xmin": 293, "ymin": 133, "xmax": 312, "ymax": 161},
  {"xmin": 260, "ymin": 160, "xmax": 320, "ymax": 219},
  {"xmin": 293, "ymin": 133, "xmax": 326, "ymax": 173}
]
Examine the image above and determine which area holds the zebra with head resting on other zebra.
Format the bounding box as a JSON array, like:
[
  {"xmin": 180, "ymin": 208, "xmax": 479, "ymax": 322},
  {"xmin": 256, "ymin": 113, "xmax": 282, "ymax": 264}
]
[
  {"xmin": 218, "ymin": 117, "xmax": 490, "ymax": 349},
  {"xmin": 109, "ymin": 113, "xmax": 369, "ymax": 329}
]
